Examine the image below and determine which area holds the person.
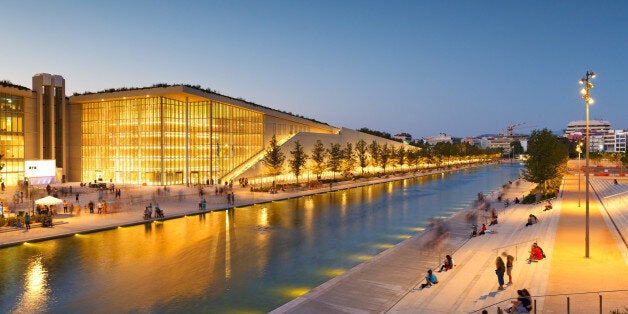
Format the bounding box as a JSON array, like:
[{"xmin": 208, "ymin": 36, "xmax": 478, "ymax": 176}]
[
  {"xmin": 470, "ymin": 224, "xmax": 478, "ymax": 238},
  {"xmin": 614, "ymin": 179, "xmax": 618, "ymax": 185},
  {"xmin": 438, "ymin": 255, "xmax": 454, "ymax": 272},
  {"xmin": 202, "ymin": 198, "xmax": 207, "ymax": 210},
  {"xmin": 502, "ymin": 251, "xmax": 514, "ymax": 284},
  {"xmin": 489, "ymin": 210, "xmax": 498, "ymax": 226},
  {"xmin": 24, "ymin": 212, "xmax": 31, "ymax": 230},
  {"xmin": 525, "ymin": 214, "xmax": 538, "ymax": 227},
  {"xmin": 527, "ymin": 243, "xmax": 544, "ymax": 263},
  {"xmin": 479, "ymin": 224, "xmax": 487, "ymax": 235},
  {"xmin": 155, "ymin": 204, "xmax": 164, "ymax": 218},
  {"xmin": 543, "ymin": 200, "xmax": 552, "ymax": 211},
  {"xmin": 506, "ymin": 289, "xmax": 532, "ymax": 313},
  {"xmin": 419, "ymin": 269, "xmax": 438, "ymax": 289},
  {"xmin": 514, "ymin": 197, "xmax": 520, "ymax": 204},
  {"xmin": 495, "ymin": 256, "xmax": 506, "ymax": 290}
]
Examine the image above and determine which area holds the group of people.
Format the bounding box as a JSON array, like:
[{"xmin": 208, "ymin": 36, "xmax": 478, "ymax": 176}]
[
  {"xmin": 143, "ymin": 203, "xmax": 164, "ymax": 219},
  {"xmin": 419, "ymin": 255, "xmax": 454, "ymax": 289},
  {"xmin": 495, "ymin": 252, "xmax": 514, "ymax": 290}
]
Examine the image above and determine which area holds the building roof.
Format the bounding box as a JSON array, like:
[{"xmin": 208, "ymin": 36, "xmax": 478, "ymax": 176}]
[{"xmin": 70, "ymin": 85, "xmax": 338, "ymax": 132}]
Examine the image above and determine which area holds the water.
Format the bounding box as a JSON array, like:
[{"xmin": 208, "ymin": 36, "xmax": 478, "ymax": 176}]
[{"xmin": 0, "ymin": 164, "xmax": 522, "ymax": 313}]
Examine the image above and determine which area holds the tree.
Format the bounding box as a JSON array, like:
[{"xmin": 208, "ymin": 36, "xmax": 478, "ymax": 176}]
[
  {"xmin": 327, "ymin": 143, "xmax": 343, "ymax": 179},
  {"xmin": 355, "ymin": 139, "xmax": 368, "ymax": 174},
  {"xmin": 368, "ymin": 140, "xmax": 380, "ymax": 168},
  {"xmin": 523, "ymin": 129, "xmax": 569, "ymax": 193},
  {"xmin": 289, "ymin": 141, "xmax": 308, "ymax": 184},
  {"xmin": 396, "ymin": 146, "xmax": 406, "ymax": 170},
  {"xmin": 622, "ymin": 150, "xmax": 628, "ymax": 169},
  {"xmin": 406, "ymin": 148, "xmax": 420, "ymax": 170},
  {"xmin": 310, "ymin": 140, "xmax": 327, "ymax": 180},
  {"xmin": 341, "ymin": 142, "xmax": 356, "ymax": 176},
  {"xmin": 510, "ymin": 140, "xmax": 524, "ymax": 156},
  {"xmin": 262, "ymin": 135, "xmax": 286, "ymax": 178},
  {"xmin": 379, "ymin": 144, "xmax": 392, "ymax": 173}
]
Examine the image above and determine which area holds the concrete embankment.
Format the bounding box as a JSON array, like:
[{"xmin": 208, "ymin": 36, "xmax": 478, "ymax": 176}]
[{"xmin": 0, "ymin": 162, "xmax": 497, "ymax": 248}]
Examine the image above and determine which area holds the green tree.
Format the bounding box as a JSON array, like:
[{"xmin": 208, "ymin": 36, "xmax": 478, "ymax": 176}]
[
  {"xmin": 622, "ymin": 150, "xmax": 628, "ymax": 168},
  {"xmin": 288, "ymin": 141, "xmax": 308, "ymax": 184},
  {"xmin": 341, "ymin": 142, "xmax": 356, "ymax": 176},
  {"xmin": 327, "ymin": 143, "xmax": 343, "ymax": 179},
  {"xmin": 396, "ymin": 146, "xmax": 406, "ymax": 170},
  {"xmin": 262, "ymin": 135, "xmax": 286, "ymax": 178},
  {"xmin": 379, "ymin": 144, "xmax": 392, "ymax": 173},
  {"xmin": 355, "ymin": 139, "xmax": 368, "ymax": 174},
  {"xmin": 368, "ymin": 140, "xmax": 380, "ymax": 168},
  {"xmin": 310, "ymin": 140, "xmax": 327, "ymax": 180},
  {"xmin": 510, "ymin": 140, "xmax": 524, "ymax": 155},
  {"xmin": 406, "ymin": 148, "xmax": 420, "ymax": 170},
  {"xmin": 523, "ymin": 129, "xmax": 569, "ymax": 193}
]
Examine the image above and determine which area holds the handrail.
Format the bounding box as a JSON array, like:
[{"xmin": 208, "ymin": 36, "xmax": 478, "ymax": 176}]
[
  {"xmin": 590, "ymin": 182, "xmax": 628, "ymax": 250},
  {"xmin": 493, "ymin": 238, "xmax": 538, "ymax": 253},
  {"xmin": 467, "ymin": 289, "xmax": 628, "ymax": 313}
]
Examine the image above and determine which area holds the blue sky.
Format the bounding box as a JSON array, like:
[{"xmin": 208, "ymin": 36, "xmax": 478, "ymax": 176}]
[{"xmin": 2, "ymin": 1, "xmax": 627, "ymax": 138}]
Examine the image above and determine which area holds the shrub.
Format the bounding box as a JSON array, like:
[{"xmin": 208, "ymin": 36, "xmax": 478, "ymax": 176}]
[{"xmin": 0, "ymin": 217, "xmax": 5, "ymax": 227}]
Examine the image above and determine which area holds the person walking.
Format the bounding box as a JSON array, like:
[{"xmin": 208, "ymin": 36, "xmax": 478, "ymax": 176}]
[
  {"xmin": 24, "ymin": 212, "xmax": 31, "ymax": 230},
  {"xmin": 495, "ymin": 256, "xmax": 506, "ymax": 290},
  {"xmin": 502, "ymin": 251, "xmax": 514, "ymax": 285}
]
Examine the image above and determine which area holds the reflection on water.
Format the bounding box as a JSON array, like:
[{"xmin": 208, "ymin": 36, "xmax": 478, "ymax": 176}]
[
  {"xmin": 16, "ymin": 255, "xmax": 49, "ymax": 313},
  {"xmin": 0, "ymin": 164, "xmax": 521, "ymax": 313}
]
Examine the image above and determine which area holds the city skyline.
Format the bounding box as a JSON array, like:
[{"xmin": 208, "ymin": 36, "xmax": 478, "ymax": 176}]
[{"xmin": 3, "ymin": 1, "xmax": 627, "ymax": 138}]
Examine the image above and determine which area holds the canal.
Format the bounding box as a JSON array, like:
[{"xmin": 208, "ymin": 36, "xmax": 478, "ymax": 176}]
[{"xmin": 0, "ymin": 164, "xmax": 522, "ymax": 313}]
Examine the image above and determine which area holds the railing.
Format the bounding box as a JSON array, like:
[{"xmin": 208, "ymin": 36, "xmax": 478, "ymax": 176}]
[
  {"xmin": 468, "ymin": 289, "xmax": 628, "ymax": 314},
  {"xmin": 493, "ymin": 238, "xmax": 538, "ymax": 261},
  {"xmin": 220, "ymin": 133, "xmax": 298, "ymax": 183}
]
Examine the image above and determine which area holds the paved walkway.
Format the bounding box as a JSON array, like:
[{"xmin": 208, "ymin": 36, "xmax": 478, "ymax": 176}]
[{"xmin": 272, "ymin": 173, "xmax": 628, "ymax": 313}]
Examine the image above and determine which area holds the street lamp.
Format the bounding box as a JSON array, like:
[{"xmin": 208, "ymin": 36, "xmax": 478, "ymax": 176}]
[
  {"xmin": 579, "ymin": 70, "xmax": 595, "ymax": 258},
  {"xmin": 575, "ymin": 142, "xmax": 583, "ymax": 207}
]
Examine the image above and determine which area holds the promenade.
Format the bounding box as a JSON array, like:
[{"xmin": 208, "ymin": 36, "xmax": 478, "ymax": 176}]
[
  {"xmin": 0, "ymin": 166, "xmax": 478, "ymax": 248},
  {"xmin": 273, "ymin": 173, "xmax": 628, "ymax": 313}
]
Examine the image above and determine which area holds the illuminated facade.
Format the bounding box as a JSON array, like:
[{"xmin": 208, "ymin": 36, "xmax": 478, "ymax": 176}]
[
  {"xmin": 69, "ymin": 85, "xmax": 337, "ymax": 185},
  {"xmin": 0, "ymin": 89, "xmax": 25, "ymax": 185}
]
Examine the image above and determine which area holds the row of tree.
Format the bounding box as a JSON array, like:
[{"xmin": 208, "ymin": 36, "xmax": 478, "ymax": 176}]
[{"xmin": 262, "ymin": 135, "xmax": 501, "ymax": 184}]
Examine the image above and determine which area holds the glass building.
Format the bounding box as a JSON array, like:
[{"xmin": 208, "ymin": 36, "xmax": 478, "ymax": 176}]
[
  {"xmin": 0, "ymin": 91, "xmax": 25, "ymax": 186},
  {"xmin": 69, "ymin": 85, "xmax": 337, "ymax": 186}
]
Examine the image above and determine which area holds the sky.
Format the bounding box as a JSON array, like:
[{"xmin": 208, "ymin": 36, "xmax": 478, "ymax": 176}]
[{"xmin": 2, "ymin": 1, "xmax": 627, "ymax": 138}]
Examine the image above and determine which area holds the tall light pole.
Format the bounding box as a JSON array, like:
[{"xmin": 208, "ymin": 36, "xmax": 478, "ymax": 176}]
[
  {"xmin": 576, "ymin": 142, "xmax": 583, "ymax": 207},
  {"xmin": 580, "ymin": 70, "xmax": 595, "ymax": 258}
]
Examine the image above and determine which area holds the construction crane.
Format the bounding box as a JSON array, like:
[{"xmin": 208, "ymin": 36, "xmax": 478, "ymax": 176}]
[{"xmin": 501, "ymin": 123, "xmax": 534, "ymax": 136}]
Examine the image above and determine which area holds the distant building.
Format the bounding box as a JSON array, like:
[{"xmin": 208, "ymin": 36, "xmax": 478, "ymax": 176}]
[
  {"xmin": 424, "ymin": 133, "xmax": 452, "ymax": 146},
  {"xmin": 393, "ymin": 132, "xmax": 412, "ymax": 144},
  {"xmin": 564, "ymin": 120, "xmax": 612, "ymax": 153},
  {"xmin": 603, "ymin": 130, "xmax": 627, "ymax": 152}
]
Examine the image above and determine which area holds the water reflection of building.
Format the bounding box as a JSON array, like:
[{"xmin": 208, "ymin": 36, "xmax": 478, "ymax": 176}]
[{"xmin": 1, "ymin": 74, "xmax": 410, "ymax": 186}]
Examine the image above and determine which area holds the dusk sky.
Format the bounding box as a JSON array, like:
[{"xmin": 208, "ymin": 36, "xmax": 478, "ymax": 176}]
[{"xmin": 3, "ymin": 1, "xmax": 627, "ymax": 138}]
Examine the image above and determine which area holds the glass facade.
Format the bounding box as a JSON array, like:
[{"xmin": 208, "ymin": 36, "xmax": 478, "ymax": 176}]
[
  {"xmin": 0, "ymin": 92, "xmax": 25, "ymax": 186},
  {"xmin": 81, "ymin": 96, "xmax": 263, "ymax": 185}
]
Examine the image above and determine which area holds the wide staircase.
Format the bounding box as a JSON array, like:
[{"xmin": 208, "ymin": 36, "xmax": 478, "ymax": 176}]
[
  {"xmin": 220, "ymin": 133, "xmax": 298, "ymax": 183},
  {"xmin": 390, "ymin": 184, "xmax": 562, "ymax": 313}
]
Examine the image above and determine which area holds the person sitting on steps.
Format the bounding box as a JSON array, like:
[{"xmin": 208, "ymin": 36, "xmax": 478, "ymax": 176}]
[
  {"xmin": 419, "ymin": 269, "xmax": 438, "ymax": 289},
  {"xmin": 543, "ymin": 200, "xmax": 552, "ymax": 211},
  {"xmin": 438, "ymin": 255, "xmax": 454, "ymax": 272},
  {"xmin": 525, "ymin": 214, "xmax": 538, "ymax": 227}
]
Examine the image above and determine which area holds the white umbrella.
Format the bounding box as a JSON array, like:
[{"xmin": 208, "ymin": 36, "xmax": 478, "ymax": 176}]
[{"xmin": 35, "ymin": 195, "xmax": 64, "ymax": 206}]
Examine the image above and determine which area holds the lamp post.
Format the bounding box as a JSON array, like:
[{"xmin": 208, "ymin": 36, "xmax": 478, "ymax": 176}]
[
  {"xmin": 575, "ymin": 142, "xmax": 583, "ymax": 207},
  {"xmin": 579, "ymin": 70, "xmax": 595, "ymax": 258}
]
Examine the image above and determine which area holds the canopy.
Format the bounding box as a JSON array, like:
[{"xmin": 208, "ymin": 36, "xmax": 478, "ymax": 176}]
[{"xmin": 35, "ymin": 195, "xmax": 64, "ymax": 206}]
